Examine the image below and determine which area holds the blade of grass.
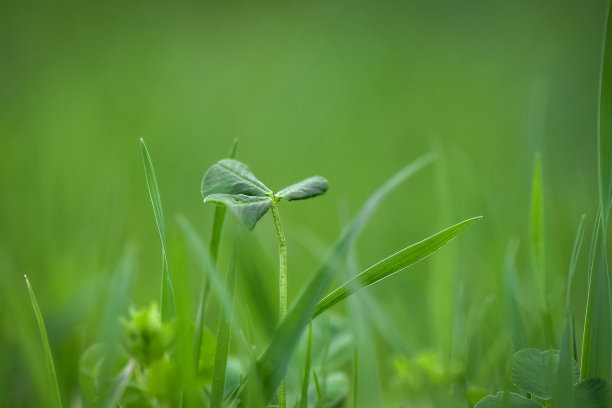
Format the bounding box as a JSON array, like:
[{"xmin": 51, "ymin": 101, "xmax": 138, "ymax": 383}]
[
  {"xmin": 24, "ymin": 275, "xmax": 62, "ymax": 408},
  {"xmin": 556, "ymin": 216, "xmax": 585, "ymax": 407},
  {"xmin": 583, "ymin": 2, "xmax": 612, "ymax": 380},
  {"xmin": 211, "ymin": 251, "xmax": 238, "ymax": 408},
  {"xmin": 504, "ymin": 238, "xmax": 526, "ymax": 350},
  {"xmin": 530, "ymin": 153, "xmax": 545, "ymax": 303},
  {"xmin": 247, "ymin": 216, "xmax": 481, "ymax": 405},
  {"xmin": 313, "ymin": 216, "xmax": 482, "ymax": 318},
  {"xmin": 299, "ymin": 324, "xmax": 313, "ymax": 408},
  {"xmin": 194, "ymin": 139, "xmax": 239, "ymax": 372},
  {"xmin": 352, "ymin": 347, "xmax": 358, "ymax": 408},
  {"xmin": 140, "ymin": 138, "xmax": 175, "ymax": 321}
]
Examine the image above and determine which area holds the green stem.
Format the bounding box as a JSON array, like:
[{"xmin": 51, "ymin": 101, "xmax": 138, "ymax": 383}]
[{"xmin": 271, "ymin": 199, "xmax": 287, "ymax": 408}]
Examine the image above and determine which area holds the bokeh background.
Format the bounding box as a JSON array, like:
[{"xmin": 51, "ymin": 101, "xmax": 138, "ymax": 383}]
[{"xmin": 1, "ymin": 0, "xmax": 608, "ymax": 406}]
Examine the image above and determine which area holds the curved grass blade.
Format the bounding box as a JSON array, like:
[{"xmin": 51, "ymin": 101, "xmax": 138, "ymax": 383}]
[
  {"xmin": 581, "ymin": 208, "xmax": 612, "ymax": 380},
  {"xmin": 24, "ymin": 275, "xmax": 62, "ymax": 408},
  {"xmin": 140, "ymin": 138, "xmax": 175, "ymax": 321},
  {"xmin": 313, "ymin": 216, "xmax": 482, "ymax": 318},
  {"xmin": 242, "ymin": 153, "xmax": 437, "ymax": 405},
  {"xmin": 555, "ymin": 215, "xmax": 586, "ymax": 407},
  {"xmin": 211, "ymin": 252, "xmax": 237, "ymax": 408},
  {"xmin": 582, "ymin": 0, "xmax": 612, "ymax": 382}
]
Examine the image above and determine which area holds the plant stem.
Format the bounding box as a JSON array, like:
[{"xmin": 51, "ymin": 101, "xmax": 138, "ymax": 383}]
[{"xmin": 271, "ymin": 199, "xmax": 288, "ymax": 408}]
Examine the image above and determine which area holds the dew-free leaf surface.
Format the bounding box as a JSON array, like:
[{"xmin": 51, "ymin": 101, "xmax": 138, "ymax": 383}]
[{"xmin": 276, "ymin": 176, "xmax": 328, "ymax": 201}]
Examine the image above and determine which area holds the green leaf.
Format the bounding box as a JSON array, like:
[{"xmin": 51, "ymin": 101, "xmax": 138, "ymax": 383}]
[
  {"xmin": 24, "ymin": 275, "xmax": 62, "ymax": 408},
  {"xmin": 511, "ymin": 348, "xmax": 579, "ymax": 400},
  {"xmin": 474, "ymin": 392, "xmax": 542, "ymax": 408},
  {"xmin": 574, "ymin": 378, "xmax": 612, "ymax": 408},
  {"xmin": 276, "ymin": 176, "xmax": 328, "ymax": 201},
  {"xmin": 140, "ymin": 138, "xmax": 175, "ymax": 321},
  {"xmin": 204, "ymin": 194, "xmax": 273, "ymax": 231},
  {"xmin": 202, "ymin": 159, "xmax": 272, "ymax": 198},
  {"xmin": 313, "ymin": 216, "xmax": 482, "ymax": 317}
]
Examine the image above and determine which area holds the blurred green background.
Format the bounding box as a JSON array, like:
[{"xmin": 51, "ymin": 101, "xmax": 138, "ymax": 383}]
[{"xmin": 0, "ymin": 0, "xmax": 608, "ymax": 405}]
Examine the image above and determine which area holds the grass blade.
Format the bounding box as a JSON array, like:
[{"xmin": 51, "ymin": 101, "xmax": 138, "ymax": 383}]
[
  {"xmin": 211, "ymin": 252, "xmax": 238, "ymax": 408},
  {"xmin": 24, "ymin": 275, "xmax": 62, "ymax": 408},
  {"xmin": 599, "ymin": 0, "xmax": 612, "ymax": 218},
  {"xmin": 582, "ymin": 2, "xmax": 612, "ymax": 380},
  {"xmin": 140, "ymin": 138, "xmax": 175, "ymax": 321},
  {"xmin": 530, "ymin": 153, "xmax": 546, "ymax": 312},
  {"xmin": 313, "ymin": 216, "xmax": 482, "ymax": 318},
  {"xmin": 299, "ymin": 324, "xmax": 313, "ymax": 408},
  {"xmin": 581, "ymin": 208, "xmax": 612, "ymax": 380},
  {"xmin": 194, "ymin": 140, "xmax": 239, "ymax": 372},
  {"xmin": 504, "ymin": 238, "xmax": 526, "ymax": 350}
]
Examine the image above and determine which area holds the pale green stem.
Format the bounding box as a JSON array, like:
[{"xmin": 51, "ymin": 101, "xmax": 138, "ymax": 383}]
[{"xmin": 271, "ymin": 199, "xmax": 287, "ymax": 408}]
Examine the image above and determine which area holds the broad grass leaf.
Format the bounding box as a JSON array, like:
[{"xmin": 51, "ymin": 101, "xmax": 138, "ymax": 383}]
[
  {"xmin": 24, "ymin": 275, "xmax": 62, "ymax": 408},
  {"xmin": 474, "ymin": 392, "xmax": 542, "ymax": 408},
  {"xmin": 202, "ymin": 159, "xmax": 272, "ymax": 198},
  {"xmin": 511, "ymin": 348, "xmax": 579, "ymax": 400},
  {"xmin": 204, "ymin": 194, "xmax": 272, "ymax": 231},
  {"xmin": 574, "ymin": 378, "xmax": 612, "ymax": 408},
  {"xmin": 313, "ymin": 216, "xmax": 482, "ymax": 317},
  {"xmin": 276, "ymin": 176, "xmax": 328, "ymax": 201}
]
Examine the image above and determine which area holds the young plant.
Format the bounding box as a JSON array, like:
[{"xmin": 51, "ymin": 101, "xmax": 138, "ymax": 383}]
[{"xmin": 201, "ymin": 158, "xmax": 328, "ymax": 407}]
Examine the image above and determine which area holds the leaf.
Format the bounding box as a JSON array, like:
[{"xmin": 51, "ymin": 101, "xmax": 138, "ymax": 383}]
[
  {"xmin": 204, "ymin": 194, "xmax": 273, "ymax": 231},
  {"xmin": 201, "ymin": 159, "xmax": 272, "ymax": 198},
  {"xmin": 474, "ymin": 392, "xmax": 542, "ymax": 408},
  {"xmin": 511, "ymin": 348, "xmax": 579, "ymax": 400},
  {"xmin": 24, "ymin": 275, "xmax": 62, "ymax": 408},
  {"xmin": 313, "ymin": 216, "xmax": 482, "ymax": 317},
  {"xmin": 574, "ymin": 378, "xmax": 612, "ymax": 408},
  {"xmin": 140, "ymin": 138, "xmax": 175, "ymax": 321},
  {"xmin": 276, "ymin": 176, "xmax": 328, "ymax": 201}
]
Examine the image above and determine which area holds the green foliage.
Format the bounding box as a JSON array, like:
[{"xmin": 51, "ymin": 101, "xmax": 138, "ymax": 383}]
[{"xmin": 511, "ymin": 348, "xmax": 579, "ymax": 400}]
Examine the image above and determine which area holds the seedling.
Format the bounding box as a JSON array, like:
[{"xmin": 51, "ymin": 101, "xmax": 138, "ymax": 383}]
[{"xmin": 201, "ymin": 158, "xmax": 328, "ymax": 407}]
